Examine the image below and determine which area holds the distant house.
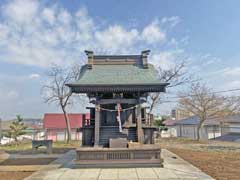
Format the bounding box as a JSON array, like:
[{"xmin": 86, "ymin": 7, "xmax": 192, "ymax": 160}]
[
  {"xmin": 215, "ymin": 115, "xmax": 240, "ymax": 142},
  {"xmin": 164, "ymin": 116, "xmax": 221, "ymax": 140},
  {"xmin": 161, "ymin": 119, "xmax": 178, "ymax": 138},
  {"xmin": 24, "ymin": 124, "xmax": 44, "ymax": 141},
  {"xmin": 22, "ymin": 118, "xmax": 44, "ymax": 140},
  {"xmin": 171, "ymin": 108, "xmax": 193, "ymax": 120},
  {"xmin": 221, "ymin": 115, "xmax": 240, "ymax": 134},
  {"xmin": 43, "ymin": 113, "xmax": 90, "ymax": 141}
]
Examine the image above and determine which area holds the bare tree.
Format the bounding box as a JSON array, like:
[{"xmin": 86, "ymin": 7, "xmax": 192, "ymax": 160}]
[
  {"xmin": 179, "ymin": 82, "xmax": 240, "ymax": 140},
  {"xmin": 148, "ymin": 61, "xmax": 190, "ymax": 113},
  {"xmin": 42, "ymin": 64, "xmax": 81, "ymax": 143}
]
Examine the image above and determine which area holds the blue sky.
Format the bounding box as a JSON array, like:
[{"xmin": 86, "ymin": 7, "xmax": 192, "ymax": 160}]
[{"xmin": 0, "ymin": 0, "xmax": 240, "ymax": 119}]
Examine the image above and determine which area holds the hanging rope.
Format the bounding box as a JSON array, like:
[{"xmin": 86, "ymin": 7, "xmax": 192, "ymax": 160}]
[
  {"xmin": 99, "ymin": 104, "xmax": 140, "ymax": 132},
  {"xmin": 100, "ymin": 105, "xmax": 138, "ymax": 112},
  {"xmin": 117, "ymin": 103, "xmax": 122, "ymax": 132}
]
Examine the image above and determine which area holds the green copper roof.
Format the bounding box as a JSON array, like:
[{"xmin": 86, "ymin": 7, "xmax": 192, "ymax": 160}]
[{"xmin": 72, "ymin": 64, "xmax": 161, "ymax": 85}]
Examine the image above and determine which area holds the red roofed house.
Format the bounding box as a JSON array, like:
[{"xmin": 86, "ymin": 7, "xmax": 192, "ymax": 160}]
[{"xmin": 43, "ymin": 113, "xmax": 90, "ymax": 141}]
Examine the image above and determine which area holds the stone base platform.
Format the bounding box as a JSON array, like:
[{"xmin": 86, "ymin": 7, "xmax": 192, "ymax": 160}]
[
  {"xmin": 25, "ymin": 149, "xmax": 214, "ymax": 180},
  {"xmin": 75, "ymin": 145, "xmax": 163, "ymax": 168}
]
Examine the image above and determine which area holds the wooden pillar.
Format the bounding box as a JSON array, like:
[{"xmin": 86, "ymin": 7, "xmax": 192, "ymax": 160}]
[
  {"xmin": 82, "ymin": 114, "xmax": 86, "ymax": 127},
  {"xmin": 82, "ymin": 114, "xmax": 86, "ymax": 146},
  {"xmin": 94, "ymin": 103, "xmax": 100, "ymax": 147},
  {"xmin": 128, "ymin": 109, "xmax": 133, "ymax": 124},
  {"xmin": 137, "ymin": 104, "xmax": 143, "ymax": 144},
  {"xmin": 143, "ymin": 108, "xmax": 147, "ymax": 125}
]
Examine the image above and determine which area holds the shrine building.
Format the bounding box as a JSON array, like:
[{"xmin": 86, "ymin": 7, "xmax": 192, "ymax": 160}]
[{"xmin": 67, "ymin": 50, "xmax": 169, "ymax": 167}]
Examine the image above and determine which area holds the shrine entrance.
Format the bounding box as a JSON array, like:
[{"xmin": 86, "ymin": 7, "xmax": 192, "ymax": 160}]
[{"xmin": 101, "ymin": 104, "xmax": 136, "ymax": 126}]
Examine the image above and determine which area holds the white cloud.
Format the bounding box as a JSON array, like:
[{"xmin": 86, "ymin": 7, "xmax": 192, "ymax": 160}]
[
  {"xmin": 150, "ymin": 51, "xmax": 176, "ymax": 70},
  {"xmin": 75, "ymin": 7, "xmax": 93, "ymax": 30},
  {"xmin": 0, "ymin": 86, "xmax": 18, "ymax": 99},
  {"xmin": 7, "ymin": 90, "xmax": 19, "ymax": 99},
  {"xmin": 180, "ymin": 36, "xmax": 190, "ymax": 46},
  {"xmin": 0, "ymin": 1, "xmax": 177, "ymax": 67},
  {"xmin": 223, "ymin": 67, "xmax": 240, "ymax": 76},
  {"xmin": 0, "ymin": 1, "xmax": 93, "ymax": 67},
  {"xmin": 42, "ymin": 8, "xmax": 55, "ymax": 25},
  {"xmin": 2, "ymin": 0, "xmax": 39, "ymax": 25},
  {"xmin": 58, "ymin": 9, "xmax": 72, "ymax": 25},
  {"xmin": 29, "ymin": 73, "xmax": 40, "ymax": 79},
  {"xmin": 95, "ymin": 25, "xmax": 138, "ymax": 53},
  {"xmin": 141, "ymin": 21, "xmax": 165, "ymax": 44},
  {"xmin": 224, "ymin": 80, "xmax": 240, "ymax": 92},
  {"xmin": 161, "ymin": 16, "xmax": 180, "ymax": 28},
  {"xmin": 169, "ymin": 38, "xmax": 178, "ymax": 46},
  {"xmin": 0, "ymin": 1, "xmax": 187, "ymax": 119},
  {"xmin": 0, "ymin": 24, "xmax": 8, "ymax": 41}
]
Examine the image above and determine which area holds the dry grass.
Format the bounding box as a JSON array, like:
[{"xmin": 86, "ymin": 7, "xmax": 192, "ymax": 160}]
[
  {"xmin": 0, "ymin": 158, "xmax": 56, "ymax": 166},
  {"xmin": 0, "ymin": 171, "xmax": 33, "ymax": 180},
  {"xmin": 158, "ymin": 137, "xmax": 240, "ymax": 180},
  {"xmin": 0, "ymin": 140, "xmax": 80, "ymax": 154},
  {"xmin": 169, "ymin": 148, "xmax": 240, "ymax": 180},
  {"xmin": 157, "ymin": 137, "xmax": 240, "ymax": 152}
]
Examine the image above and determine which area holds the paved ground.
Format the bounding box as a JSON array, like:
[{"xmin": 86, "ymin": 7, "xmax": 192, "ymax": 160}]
[{"xmin": 25, "ymin": 149, "xmax": 214, "ymax": 180}]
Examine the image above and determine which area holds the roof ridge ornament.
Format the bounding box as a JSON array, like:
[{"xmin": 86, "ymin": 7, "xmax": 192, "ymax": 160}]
[
  {"xmin": 85, "ymin": 50, "xmax": 94, "ymax": 69},
  {"xmin": 141, "ymin": 50, "xmax": 150, "ymax": 69}
]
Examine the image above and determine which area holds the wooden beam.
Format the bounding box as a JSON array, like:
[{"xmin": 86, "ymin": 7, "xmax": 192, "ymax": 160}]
[
  {"xmin": 136, "ymin": 104, "xmax": 143, "ymax": 144},
  {"xmin": 86, "ymin": 107, "xmax": 95, "ymax": 109},
  {"xmin": 68, "ymin": 83, "xmax": 169, "ymax": 94},
  {"xmin": 98, "ymin": 98, "xmax": 138, "ymax": 105}
]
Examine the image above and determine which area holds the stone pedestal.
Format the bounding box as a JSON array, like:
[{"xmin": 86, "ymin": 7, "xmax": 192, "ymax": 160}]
[{"xmin": 109, "ymin": 138, "xmax": 128, "ymax": 148}]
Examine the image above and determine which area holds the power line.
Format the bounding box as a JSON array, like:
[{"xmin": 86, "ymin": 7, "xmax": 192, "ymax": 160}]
[{"xmin": 163, "ymin": 88, "xmax": 240, "ymax": 101}]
